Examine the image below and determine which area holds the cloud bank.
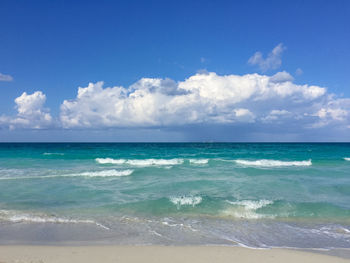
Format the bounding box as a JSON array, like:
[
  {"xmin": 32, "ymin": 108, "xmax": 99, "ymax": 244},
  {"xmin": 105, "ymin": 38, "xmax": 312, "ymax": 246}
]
[
  {"xmin": 59, "ymin": 71, "xmax": 327, "ymax": 128},
  {"xmin": 1, "ymin": 71, "xmax": 349, "ymax": 140}
]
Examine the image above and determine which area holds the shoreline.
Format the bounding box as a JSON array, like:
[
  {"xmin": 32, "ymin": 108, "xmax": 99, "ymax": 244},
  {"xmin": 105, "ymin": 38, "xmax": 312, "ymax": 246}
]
[{"xmin": 0, "ymin": 245, "xmax": 349, "ymax": 263}]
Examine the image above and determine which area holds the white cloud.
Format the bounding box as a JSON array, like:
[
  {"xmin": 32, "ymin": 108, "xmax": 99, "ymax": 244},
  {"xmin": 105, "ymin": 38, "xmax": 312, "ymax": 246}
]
[
  {"xmin": 59, "ymin": 71, "xmax": 335, "ymax": 129},
  {"xmin": 0, "ymin": 91, "xmax": 52, "ymax": 129},
  {"xmin": 312, "ymin": 98, "xmax": 350, "ymax": 127},
  {"xmin": 2, "ymin": 71, "xmax": 349, "ymax": 136},
  {"xmin": 270, "ymin": 71, "xmax": 294, "ymax": 83},
  {"xmin": 0, "ymin": 72, "xmax": 13, "ymax": 82},
  {"xmin": 261, "ymin": 109, "xmax": 292, "ymax": 123},
  {"xmin": 248, "ymin": 43, "xmax": 286, "ymax": 72},
  {"xmin": 234, "ymin": 108, "xmax": 255, "ymax": 123}
]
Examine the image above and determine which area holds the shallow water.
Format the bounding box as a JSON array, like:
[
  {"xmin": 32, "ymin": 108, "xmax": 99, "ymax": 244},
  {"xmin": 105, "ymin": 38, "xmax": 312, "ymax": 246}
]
[{"xmin": 0, "ymin": 143, "xmax": 349, "ymax": 248}]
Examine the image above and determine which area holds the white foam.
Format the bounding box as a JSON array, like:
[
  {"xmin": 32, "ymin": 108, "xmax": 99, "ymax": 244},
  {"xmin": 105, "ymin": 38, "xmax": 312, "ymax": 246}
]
[
  {"xmin": 0, "ymin": 169, "xmax": 133, "ymax": 180},
  {"xmin": 77, "ymin": 169, "xmax": 133, "ymax": 177},
  {"xmin": 189, "ymin": 159, "xmax": 209, "ymax": 164},
  {"xmin": 170, "ymin": 196, "xmax": 202, "ymax": 208},
  {"xmin": 344, "ymin": 158, "xmax": 350, "ymax": 161},
  {"xmin": 96, "ymin": 158, "xmax": 184, "ymax": 166},
  {"xmin": 0, "ymin": 210, "xmax": 109, "ymax": 230},
  {"xmin": 43, "ymin": 152, "xmax": 64, "ymax": 156},
  {"xmin": 95, "ymin": 158, "xmax": 126, "ymax": 164},
  {"xmin": 235, "ymin": 159, "xmax": 312, "ymax": 167},
  {"xmin": 226, "ymin": 200, "xmax": 273, "ymax": 210},
  {"xmin": 222, "ymin": 200, "xmax": 274, "ymax": 219}
]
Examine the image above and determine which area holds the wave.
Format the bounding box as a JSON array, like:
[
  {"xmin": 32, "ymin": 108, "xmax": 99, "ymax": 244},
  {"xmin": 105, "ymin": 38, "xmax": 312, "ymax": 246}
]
[
  {"xmin": 169, "ymin": 195, "xmax": 202, "ymax": 208},
  {"xmin": 95, "ymin": 158, "xmax": 127, "ymax": 164},
  {"xmin": 0, "ymin": 169, "xmax": 133, "ymax": 180},
  {"xmin": 234, "ymin": 159, "xmax": 312, "ymax": 167},
  {"xmin": 43, "ymin": 152, "xmax": 64, "ymax": 156},
  {"xmin": 226, "ymin": 200, "xmax": 273, "ymax": 210},
  {"xmin": 77, "ymin": 169, "xmax": 133, "ymax": 177},
  {"xmin": 344, "ymin": 158, "xmax": 350, "ymax": 161},
  {"xmin": 222, "ymin": 200, "xmax": 274, "ymax": 219},
  {"xmin": 189, "ymin": 159, "xmax": 209, "ymax": 164},
  {"xmin": 0, "ymin": 210, "xmax": 109, "ymax": 230},
  {"xmin": 96, "ymin": 158, "xmax": 184, "ymax": 166},
  {"xmin": 126, "ymin": 159, "xmax": 184, "ymax": 166}
]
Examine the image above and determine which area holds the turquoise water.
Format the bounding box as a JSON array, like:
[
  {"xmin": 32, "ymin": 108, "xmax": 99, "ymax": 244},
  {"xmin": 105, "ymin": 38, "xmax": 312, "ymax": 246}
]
[{"xmin": 0, "ymin": 143, "xmax": 349, "ymax": 248}]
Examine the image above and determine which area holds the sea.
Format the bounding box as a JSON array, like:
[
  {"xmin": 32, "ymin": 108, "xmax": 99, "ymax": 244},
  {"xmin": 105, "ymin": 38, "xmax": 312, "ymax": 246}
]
[{"xmin": 0, "ymin": 143, "xmax": 349, "ymax": 250}]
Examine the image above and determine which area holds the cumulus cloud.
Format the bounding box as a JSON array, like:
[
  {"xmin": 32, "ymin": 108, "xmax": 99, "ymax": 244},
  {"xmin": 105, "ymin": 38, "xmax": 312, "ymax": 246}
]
[
  {"xmin": 312, "ymin": 98, "xmax": 350, "ymax": 127},
  {"xmin": 261, "ymin": 109, "xmax": 292, "ymax": 123},
  {"xmin": 270, "ymin": 71, "xmax": 294, "ymax": 83},
  {"xmin": 59, "ymin": 71, "xmax": 342, "ymax": 130},
  {"xmin": 0, "ymin": 91, "xmax": 52, "ymax": 129},
  {"xmin": 2, "ymin": 71, "xmax": 349, "ymax": 138},
  {"xmin": 0, "ymin": 72, "xmax": 13, "ymax": 82},
  {"xmin": 248, "ymin": 43, "xmax": 286, "ymax": 72}
]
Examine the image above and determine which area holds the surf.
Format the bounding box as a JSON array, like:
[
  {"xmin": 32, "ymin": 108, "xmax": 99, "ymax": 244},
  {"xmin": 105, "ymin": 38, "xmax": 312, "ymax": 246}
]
[
  {"xmin": 96, "ymin": 158, "xmax": 184, "ymax": 166},
  {"xmin": 234, "ymin": 159, "xmax": 312, "ymax": 167}
]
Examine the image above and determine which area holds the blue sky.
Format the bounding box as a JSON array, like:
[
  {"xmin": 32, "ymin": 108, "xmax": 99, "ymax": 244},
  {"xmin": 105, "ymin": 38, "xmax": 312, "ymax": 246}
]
[{"xmin": 1, "ymin": 0, "xmax": 350, "ymax": 141}]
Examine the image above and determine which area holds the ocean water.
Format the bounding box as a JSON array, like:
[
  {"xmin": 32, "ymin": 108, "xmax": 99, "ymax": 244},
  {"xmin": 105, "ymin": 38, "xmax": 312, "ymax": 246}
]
[{"xmin": 0, "ymin": 143, "xmax": 349, "ymax": 249}]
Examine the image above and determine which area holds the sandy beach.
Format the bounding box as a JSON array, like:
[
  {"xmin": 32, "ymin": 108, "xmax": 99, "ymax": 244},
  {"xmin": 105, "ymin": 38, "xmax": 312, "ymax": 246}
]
[{"xmin": 0, "ymin": 246, "xmax": 349, "ymax": 263}]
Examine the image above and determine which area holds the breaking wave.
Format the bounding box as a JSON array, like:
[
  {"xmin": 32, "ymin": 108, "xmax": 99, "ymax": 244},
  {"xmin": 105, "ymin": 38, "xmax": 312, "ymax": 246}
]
[
  {"xmin": 95, "ymin": 158, "xmax": 126, "ymax": 164},
  {"xmin": 189, "ymin": 159, "xmax": 209, "ymax": 164},
  {"xmin": 0, "ymin": 210, "xmax": 109, "ymax": 230},
  {"xmin": 0, "ymin": 169, "xmax": 133, "ymax": 180},
  {"xmin": 234, "ymin": 159, "xmax": 312, "ymax": 167},
  {"xmin": 169, "ymin": 195, "xmax": 202, "ymax": 208},
  {"xmin": 76, "ymin": 169, "xmax": 133, "ymax": 177},
  {"xmin": 96, "ymin": 158, "xmax": 184, "ymax": 166},
  {"xmin": 222, "ymin": 200, "xmax": 274, "ymax": 219},
  {"xmin": 344, "ymin": 158, "xmax": 350, "ymax": 161}
]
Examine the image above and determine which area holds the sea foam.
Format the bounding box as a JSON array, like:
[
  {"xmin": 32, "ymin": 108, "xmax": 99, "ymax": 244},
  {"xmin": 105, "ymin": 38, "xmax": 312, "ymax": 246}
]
[
  {"xmin": 0, "ymin": 169, "xmax": 133, "ymax": 180},
  {"xmin": 0, "ymin": 210, "xmax": 109, "ymax": 229},
  {"xmin": 170, "ymin": 195, "xmax": 202, "ymax": 208},
  {"xmin": 223, "ymin": 200, "xmax": 274, "ymax": 219},
  {"xmin": 235, "ymin": 159, "xmax": 312, "ymax": 167},
  {"xmin": 189, "ymin": 159, "xmax": 209, "ymax": 164},
  {"xmin": 226, "ymin": 200, "xmax": 273, "ymax": 210},
  {"xmin": 96, "ymin": 158, "xmax": 184, "ymax": 166},
  {"xmin": 95, "ymin": 158, "xmax": 126, "ymax": 164},
  {"xmin": 344, "ymin": 158, "xmax": 350, "ymax": 161},
  {"xmin": 76, "ymin": 169, "xmax": 133, "ymax": 177}
]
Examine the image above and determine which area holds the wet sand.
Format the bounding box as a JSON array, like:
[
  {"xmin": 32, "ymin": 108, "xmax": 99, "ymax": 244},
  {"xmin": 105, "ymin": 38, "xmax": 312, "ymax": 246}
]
[{"xmin": 0, "ymin": 245, "xmax": 349, "ymax": 263}]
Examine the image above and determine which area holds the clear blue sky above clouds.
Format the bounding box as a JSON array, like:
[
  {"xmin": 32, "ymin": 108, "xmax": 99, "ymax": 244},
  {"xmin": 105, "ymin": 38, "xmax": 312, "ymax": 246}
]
[{"xmin": 1, "ymin": 0, "xmax": 350, "ymax": 141}]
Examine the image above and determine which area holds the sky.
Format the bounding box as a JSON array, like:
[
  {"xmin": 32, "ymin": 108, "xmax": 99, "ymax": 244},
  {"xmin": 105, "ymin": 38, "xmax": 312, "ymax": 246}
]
[{"xmin": 0, "ymin": 0, "xmax": 350, "ymax": 142}]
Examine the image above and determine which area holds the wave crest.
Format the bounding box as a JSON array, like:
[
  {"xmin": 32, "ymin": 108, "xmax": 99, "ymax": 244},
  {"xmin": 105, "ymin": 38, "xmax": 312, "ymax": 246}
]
[
  {"xmin": 0, "ymin": 169, "xmax": 133, "ymax": 180},
  {"xmin": 344, "ymin": 158, "xmax": 350, "ymax": 161},
  {"xmin": 189, "ymin": 159, "xmax": 209, "ymax": 164},
  {"xmin": 226, "ymin": 200, "xmax": 273, "ymax": 210},
  {"xmin": 96, "ymin": 158, "xmax": 184, "ymax": 166},
  {"xmin": 222, "ymin": 200, "xmax": 274, "ymax": 219},
  {"xmin": 96, "ymin": 158, "xmax": 126, "ymax": 164},
  {"xmin": 0, "ymin": 210, "xmax": 109, "ymax": 229},
  {"xmin": 235, "ymin": 159, "xmax": 312, "ymax": 167},
  {"xmin": 170, "ymin": 195, "xmax": 202, "ymax": 208},
  {"xmin": 77, "ymin": 169, "xmax": 133, "ymax": 177}
]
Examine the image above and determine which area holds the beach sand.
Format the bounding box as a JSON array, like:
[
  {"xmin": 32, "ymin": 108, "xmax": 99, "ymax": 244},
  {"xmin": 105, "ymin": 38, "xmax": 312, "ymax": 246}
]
[{"xmin": 0, "ymin": 246, "xmax": 349, "ymax": 263}]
